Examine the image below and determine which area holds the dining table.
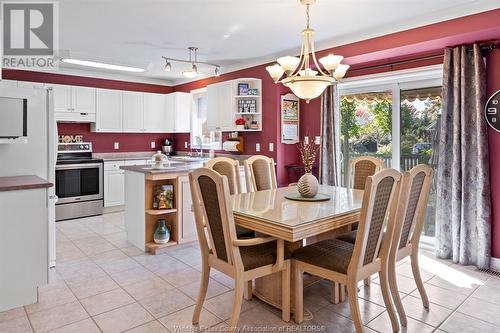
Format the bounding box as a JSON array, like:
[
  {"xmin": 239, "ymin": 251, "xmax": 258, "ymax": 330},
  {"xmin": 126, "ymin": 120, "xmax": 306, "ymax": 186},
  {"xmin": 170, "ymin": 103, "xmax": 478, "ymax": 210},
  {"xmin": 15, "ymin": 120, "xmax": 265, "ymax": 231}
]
[{"xmin": 231, "ymin": 185, "xmax": 364, "ymax": 312}]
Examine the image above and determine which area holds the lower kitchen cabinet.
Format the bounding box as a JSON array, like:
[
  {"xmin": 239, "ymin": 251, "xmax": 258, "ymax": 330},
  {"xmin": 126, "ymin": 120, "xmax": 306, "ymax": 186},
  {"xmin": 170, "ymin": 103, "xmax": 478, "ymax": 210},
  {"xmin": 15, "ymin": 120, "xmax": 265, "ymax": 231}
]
[
  {"xmin": 104, "ymin": 161, "xmax": 125, "ymax": 207},
  {"xmin": 178, "ymin": 176, "xmax": 197, "ymax": 243}
]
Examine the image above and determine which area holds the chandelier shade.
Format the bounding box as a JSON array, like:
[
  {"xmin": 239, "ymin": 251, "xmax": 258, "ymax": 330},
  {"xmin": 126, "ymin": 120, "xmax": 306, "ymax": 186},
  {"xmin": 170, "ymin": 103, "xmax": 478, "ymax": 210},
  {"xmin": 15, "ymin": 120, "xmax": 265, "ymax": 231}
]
[{"xmin": 266, "ymin": 0, "xmax": 349, "ymax": 102}]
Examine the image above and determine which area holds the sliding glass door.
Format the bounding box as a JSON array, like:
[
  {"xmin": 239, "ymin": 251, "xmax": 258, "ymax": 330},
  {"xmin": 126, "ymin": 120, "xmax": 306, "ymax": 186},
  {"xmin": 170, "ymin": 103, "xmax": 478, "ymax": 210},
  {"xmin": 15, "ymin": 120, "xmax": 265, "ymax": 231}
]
[{"xmin": 338, "ymin": 71, "xmax": 442, "ymax": 241}]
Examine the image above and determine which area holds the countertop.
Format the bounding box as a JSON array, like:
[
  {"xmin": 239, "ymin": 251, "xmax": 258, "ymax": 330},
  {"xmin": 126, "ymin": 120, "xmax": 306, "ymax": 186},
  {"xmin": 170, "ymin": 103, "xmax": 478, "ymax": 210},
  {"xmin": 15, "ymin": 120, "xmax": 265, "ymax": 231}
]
[
  {"xmin": 0, "ymin": 175, "xmax": 53, "ymax": 192},
  {"xmin": 93, "ymin": 152, "xmax": 155, "ymax": 161},
  {"xmin": 120, "ymin": 162, "xmax": 204, "ymax": 174}
]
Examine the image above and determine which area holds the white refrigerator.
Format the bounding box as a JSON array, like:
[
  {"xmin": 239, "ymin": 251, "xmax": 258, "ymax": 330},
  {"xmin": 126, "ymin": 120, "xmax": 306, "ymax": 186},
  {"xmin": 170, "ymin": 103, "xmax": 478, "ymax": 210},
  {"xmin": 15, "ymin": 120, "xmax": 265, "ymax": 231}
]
[{"xmin": 0, "ymin": 84, "xmax": 57, "ymax": 267}]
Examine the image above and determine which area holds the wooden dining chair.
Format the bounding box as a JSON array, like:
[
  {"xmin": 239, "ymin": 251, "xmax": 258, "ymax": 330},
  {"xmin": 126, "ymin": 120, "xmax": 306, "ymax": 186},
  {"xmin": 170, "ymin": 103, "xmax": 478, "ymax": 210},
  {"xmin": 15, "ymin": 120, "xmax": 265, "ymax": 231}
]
[
  {"xmin": 293, "ymin": 168, "xmax": 402, "ymax": 333},
  {"xmin": 189, "ymin": 168, "xmax": 290, "ymax": 331},
  {"xmin": 347, "ymin": 156, "xmax": 385, "ymax": 190},
  {"xmin": 206, "ymin": 157, "xmax": 255, "ymax": 239},
  {"xmin": 388, "ymin": 164, "xmax": 433, "ymax": 328},
  {"xmin": 205, "ymin": 157, "xmax": 242, "ymax": 195},
  {"xmin": 244, "ymin": 155, "xmax": 277, "ymax": 192}
]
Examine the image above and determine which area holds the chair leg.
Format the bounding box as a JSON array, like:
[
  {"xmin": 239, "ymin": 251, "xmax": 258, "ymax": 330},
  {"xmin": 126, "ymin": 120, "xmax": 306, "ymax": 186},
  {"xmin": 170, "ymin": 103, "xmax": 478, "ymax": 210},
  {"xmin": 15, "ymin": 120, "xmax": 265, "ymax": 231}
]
[
  {"xmin": 293, "ymin": 262, "xmax": 304, "ymax": 324},
  {"xmin": 228, "ymin": 276, "xmax": 245, "ymax": 332},
  {"xmin": 388, "ymin": 258, "xmax": 407, "ymax": 327},
  {"xmin": 192, "ymin": 263, "xmax": 210, "ymax": 325},
  {"xmin": 331, "ymin": 282, "xmax": 340, "ymax": 304},
  {"xmin": 340, "ymin": 284, "xmax": 346, "ymax": 302},
  {"xmin": 364, "ymin": 277, "xmax": 371, "ymax": 286},
  {"xmin": 347, "ymin": 279, "xmax": 363, "ymax": 333},
  {"xmin": 244, "ymin": 280, "xmax": 253, "ymax": 301},
  {"xmin": 379, "ymin": 270, "xmax": 400, "ymax": 332},
  {"xmin": 281, "ymin": 261, "xmax": 291, "ymax": 322},
  {"xmin": 411, "ymin": 253, "xmax": 429, "ymax": 309}
]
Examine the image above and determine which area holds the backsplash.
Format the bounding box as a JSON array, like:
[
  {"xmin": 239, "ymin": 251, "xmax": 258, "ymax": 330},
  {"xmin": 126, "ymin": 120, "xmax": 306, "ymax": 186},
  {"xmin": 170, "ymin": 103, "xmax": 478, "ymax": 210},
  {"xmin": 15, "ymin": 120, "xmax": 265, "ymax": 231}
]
[{"xmin": 57, "ymin": 123, "xmax": 174, "ymax": 153}]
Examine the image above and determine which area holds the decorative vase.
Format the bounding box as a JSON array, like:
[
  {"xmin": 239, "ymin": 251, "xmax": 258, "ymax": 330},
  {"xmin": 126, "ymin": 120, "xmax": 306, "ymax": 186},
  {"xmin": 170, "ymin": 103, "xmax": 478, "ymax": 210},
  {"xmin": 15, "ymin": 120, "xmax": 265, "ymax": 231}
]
[
  {"xmin": 297, "ymin": 172, "xmax": 319, "ymax": 198},
  {"xmin": 236, "ymin": 124, "xmax": 245, "ymax": 131},
  {"xmin": 154, "ymin": 220, "xmax": 170, "ymax": 244}
]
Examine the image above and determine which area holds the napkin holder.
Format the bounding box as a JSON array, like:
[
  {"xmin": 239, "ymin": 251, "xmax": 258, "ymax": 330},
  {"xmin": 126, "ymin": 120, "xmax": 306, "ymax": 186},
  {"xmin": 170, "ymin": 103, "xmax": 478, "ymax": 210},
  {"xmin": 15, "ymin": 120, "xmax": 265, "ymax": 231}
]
[{"xmin": 223, "ymin": 136, "xmax": 244, "ymax": 153}]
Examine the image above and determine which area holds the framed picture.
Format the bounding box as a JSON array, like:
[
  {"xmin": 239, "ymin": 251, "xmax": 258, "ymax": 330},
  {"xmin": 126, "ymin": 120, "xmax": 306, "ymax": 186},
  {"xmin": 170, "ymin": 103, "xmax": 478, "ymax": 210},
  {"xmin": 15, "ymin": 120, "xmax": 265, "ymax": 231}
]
[
  {"xmin": 281, "ymin": 93, "xmax": 300, "ymax": 144},
  {"xmin": 238, "ymin": 83, "xmax": 249, "ymax": 95}
]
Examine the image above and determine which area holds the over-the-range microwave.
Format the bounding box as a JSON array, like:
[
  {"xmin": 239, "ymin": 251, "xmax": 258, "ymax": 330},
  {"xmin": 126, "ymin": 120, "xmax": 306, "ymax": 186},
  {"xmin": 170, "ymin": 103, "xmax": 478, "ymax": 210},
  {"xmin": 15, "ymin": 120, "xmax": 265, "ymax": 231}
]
[{"xmin": 0, "ymin": 97, "xmax": 27, "ymax": 138}]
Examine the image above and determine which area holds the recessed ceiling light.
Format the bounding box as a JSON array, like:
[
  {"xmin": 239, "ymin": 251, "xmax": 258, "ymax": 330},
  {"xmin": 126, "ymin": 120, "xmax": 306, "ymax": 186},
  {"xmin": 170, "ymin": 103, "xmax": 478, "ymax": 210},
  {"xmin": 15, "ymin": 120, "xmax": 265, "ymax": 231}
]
[
  {"xmin": 223, "ymin": 34, "xmax": 231, "ymax": 39},
  {"xmin": 60, "ymin": 58, "xmax": 147, "ymax": 73}
]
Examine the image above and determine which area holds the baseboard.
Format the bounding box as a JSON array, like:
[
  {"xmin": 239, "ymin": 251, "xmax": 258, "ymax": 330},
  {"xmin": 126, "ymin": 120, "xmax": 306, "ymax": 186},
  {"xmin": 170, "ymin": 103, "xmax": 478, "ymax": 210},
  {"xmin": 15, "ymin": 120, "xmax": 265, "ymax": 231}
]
[
  {"xmin": 103, "ymin": 205, "xmax": 125, "ymax": 214},
  {"xmin": 491, "ymin": 257, "xmax": 500, "ymax": 271}
]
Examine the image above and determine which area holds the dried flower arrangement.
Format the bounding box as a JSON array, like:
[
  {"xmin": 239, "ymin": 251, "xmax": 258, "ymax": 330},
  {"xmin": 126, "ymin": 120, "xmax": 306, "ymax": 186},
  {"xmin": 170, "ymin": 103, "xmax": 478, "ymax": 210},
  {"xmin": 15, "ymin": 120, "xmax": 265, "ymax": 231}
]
[{"xmin": 297, "ymin": 137, "xmax": 319, "ymax": 173}]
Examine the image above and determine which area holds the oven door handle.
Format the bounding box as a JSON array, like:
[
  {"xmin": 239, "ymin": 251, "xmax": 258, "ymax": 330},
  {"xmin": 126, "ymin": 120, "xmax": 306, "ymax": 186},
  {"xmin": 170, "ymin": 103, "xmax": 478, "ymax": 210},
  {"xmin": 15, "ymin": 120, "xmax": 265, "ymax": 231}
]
[{"xmin": 56, "ymin": 163, "xmax": 103, "ymax": 170}]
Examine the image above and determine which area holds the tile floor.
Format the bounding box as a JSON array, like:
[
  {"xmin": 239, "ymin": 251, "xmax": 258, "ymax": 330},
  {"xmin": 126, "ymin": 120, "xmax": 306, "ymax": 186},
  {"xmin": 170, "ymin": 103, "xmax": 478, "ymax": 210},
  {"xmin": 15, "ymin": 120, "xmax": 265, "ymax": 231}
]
[{"xmin": 1, "ymin": 212, "xmax": 500, "ymax": 332}]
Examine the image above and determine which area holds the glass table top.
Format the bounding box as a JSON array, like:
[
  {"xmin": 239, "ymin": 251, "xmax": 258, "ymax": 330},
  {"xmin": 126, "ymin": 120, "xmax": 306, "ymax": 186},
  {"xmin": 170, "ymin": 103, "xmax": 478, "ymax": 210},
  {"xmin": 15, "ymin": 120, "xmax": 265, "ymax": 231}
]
[{"xmin": 231, "ymin": 185, "xmax": 364, "ymax": 228}]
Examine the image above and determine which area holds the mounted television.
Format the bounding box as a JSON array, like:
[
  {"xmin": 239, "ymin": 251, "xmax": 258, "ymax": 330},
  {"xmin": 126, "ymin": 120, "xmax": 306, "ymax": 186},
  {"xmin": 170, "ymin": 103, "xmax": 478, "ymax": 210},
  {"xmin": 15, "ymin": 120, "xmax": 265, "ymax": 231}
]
[{"xmin": 0, "ymin": 97, "xmax": 27, "ymax": 138}]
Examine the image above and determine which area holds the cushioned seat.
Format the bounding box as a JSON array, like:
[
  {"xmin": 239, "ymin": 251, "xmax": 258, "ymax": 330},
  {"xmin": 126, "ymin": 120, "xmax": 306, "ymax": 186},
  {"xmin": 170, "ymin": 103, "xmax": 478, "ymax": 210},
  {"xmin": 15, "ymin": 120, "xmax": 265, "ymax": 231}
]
[
  {"xmin": 240, "ymin": 241, "xmax": 278, "ymax": 271},
  {"xmin": 236, "ymin": 226, "xmax": 256, "ymax": 239},
  {"xmin": 292, "ymin": 239, "xmax": 354, "ymax": 274}
]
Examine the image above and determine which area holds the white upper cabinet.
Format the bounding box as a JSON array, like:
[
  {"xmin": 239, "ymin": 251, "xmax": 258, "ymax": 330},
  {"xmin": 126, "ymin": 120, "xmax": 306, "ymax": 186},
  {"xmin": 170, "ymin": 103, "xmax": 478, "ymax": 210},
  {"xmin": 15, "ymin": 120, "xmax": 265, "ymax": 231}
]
[
  {"xmin": 72, "ymin": 86, "xmax": 96, "ymax": 114},
  {"xmin": 52, "ymin": 84, "xmax": 96, "ymax": 122},
  {"xmin": 144, "ymin": 93, "xmax": 168, "ymax": 133},
  {"xmin": 122, "ymin": 91, "xmax": 144, "ymax": 132},
  {"xmin": 207, "ymin": 81, "xmax": 234, "ymax": 131},
  {"xmin": 174, "ymin": 92, "xmax": 192, "ymax": 133},
  {"xmin": 164, "ymin": 92, "xmax": 192, "ymax": 133},
  {"xmin": 94, "ymin": 89, "xmax": 123, "ymax": 132}
]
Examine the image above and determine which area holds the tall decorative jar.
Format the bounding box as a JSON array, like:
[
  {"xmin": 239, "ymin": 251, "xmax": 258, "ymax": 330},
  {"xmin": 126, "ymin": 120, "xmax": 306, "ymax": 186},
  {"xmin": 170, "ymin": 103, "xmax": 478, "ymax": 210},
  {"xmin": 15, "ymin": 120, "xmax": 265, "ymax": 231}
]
[{"xmin": 154, "ymin": 219, "xmax": 170, "ymax": 244}]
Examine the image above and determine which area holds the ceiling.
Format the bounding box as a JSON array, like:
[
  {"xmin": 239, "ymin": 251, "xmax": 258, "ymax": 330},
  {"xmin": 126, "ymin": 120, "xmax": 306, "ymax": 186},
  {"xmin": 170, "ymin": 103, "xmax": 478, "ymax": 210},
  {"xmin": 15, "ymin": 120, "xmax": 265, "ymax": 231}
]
[{"xmin": 55, "ymin": 0, "xmax": 499, "ymax": 84}]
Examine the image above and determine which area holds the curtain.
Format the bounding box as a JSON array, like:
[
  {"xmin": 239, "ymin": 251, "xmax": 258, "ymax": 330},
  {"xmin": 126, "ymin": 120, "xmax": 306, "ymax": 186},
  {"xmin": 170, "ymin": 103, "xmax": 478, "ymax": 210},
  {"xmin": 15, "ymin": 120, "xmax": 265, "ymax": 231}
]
[
  {"xmin": 319, "ymin": 84, "xmax": 341, "ymax": 186},
  {"xmin": 435, "ymin": 43, "xmax": 491, "ymax": 269}
]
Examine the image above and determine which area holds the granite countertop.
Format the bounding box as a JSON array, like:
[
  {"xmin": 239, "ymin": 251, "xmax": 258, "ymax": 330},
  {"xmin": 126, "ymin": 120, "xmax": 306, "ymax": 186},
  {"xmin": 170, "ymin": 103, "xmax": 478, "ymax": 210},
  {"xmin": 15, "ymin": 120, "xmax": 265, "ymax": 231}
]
[
  {"xmin": 0, "ymin": 175, "xmax": 53, "ymax": 192},
  {"xmin": 120, "ymin": 161, "xmax": 205, "ymax": 174},
  {"xmin": 93, "ymin": 152, "xmax": 155, "ymax": 161}
]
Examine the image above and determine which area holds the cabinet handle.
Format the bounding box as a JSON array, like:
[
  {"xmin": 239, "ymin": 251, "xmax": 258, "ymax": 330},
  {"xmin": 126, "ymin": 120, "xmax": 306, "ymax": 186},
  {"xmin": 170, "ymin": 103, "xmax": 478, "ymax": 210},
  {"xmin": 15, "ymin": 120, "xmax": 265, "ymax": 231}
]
[{"xmin": 80, "ymin": 113, "xmax": 88, "ymax": 116}]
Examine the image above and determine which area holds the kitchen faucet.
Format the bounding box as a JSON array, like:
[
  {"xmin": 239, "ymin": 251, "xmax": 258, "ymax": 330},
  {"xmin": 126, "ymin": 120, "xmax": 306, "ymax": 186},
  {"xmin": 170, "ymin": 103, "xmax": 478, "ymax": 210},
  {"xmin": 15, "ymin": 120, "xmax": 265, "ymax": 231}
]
[{"xmin": 194, "ymin": 136, "xmax": 204, "ymax": 157}]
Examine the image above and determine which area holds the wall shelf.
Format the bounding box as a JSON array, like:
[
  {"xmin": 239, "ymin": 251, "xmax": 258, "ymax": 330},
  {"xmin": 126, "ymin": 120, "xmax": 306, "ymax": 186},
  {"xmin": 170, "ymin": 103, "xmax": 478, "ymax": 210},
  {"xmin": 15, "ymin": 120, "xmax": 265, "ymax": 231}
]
[{"xmin": 145, "ymin": 241, "xmax": 177, "ymax": 254}]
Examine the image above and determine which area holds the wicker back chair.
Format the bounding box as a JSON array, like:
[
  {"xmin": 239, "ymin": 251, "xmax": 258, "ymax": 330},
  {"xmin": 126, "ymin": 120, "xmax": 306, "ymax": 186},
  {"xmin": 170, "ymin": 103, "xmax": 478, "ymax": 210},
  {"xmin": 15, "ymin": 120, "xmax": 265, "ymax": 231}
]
[
  {"xmin": 388, "ymin": 164, "xmax": 433, "ymax": 328},
  {"xmin": 348, "ymin": 156, "xmax": 384, "ymax": 190},
  {"xmin": 189, "ymin": 168, "xmax": 290, "ymax": 330},
  {"xmin": 205, "ymin": 157, "xmax": 242, "ymax": 195},
  {"xmin": 293, "ymin": 168, "xmax": 402, "ymax": 333},
  {"xmin": 206, "ymin": 157, "xmax": 255, "ymax": 239},
  {"xmin": 244, "ymin": 155, "xmax": 277, "ymax": 192}
]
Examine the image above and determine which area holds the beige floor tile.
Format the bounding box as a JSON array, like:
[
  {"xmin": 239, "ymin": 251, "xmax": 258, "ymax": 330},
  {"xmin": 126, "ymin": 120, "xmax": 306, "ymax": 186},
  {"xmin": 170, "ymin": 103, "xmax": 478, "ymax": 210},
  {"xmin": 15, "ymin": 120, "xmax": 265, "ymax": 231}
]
[
  {"xmin": 401, "ymin": 295, "xmax": 452, "ymax": 327},
  {"xmin": 90, "ymin": 249, "xmax": 128, "ymax": 263},
  {"xmin": 87, "ymin": 223, "xmax": 123, "ymax": 236},
  {"xmin": 138, "ymin": 289, "xmax": 194, "ymax": 318},
  {"xmin": 74, "ymin": 237, "xmax": 116, "ymax": 256},
  {"xmin": 357, "ymin": 283, "xmax": 406, "ymax": 307},
  {"xmin": 124, "ymin": 320, "xmax": 169, "ymax": 333},
  {"xmin": 302, "ymin": 280, "xmax": 334, "ymax": 313},
  {"xmin": 56, "ymin": 243, "xmax": 87, "ymax": 262},
  {"xmin": 47, "ymin": 318, "xmax": 100, "ymax": 333},
  {"xmin": 458, "ymin": 296, "xmax": 500, "ymax": 326},
  {"xmin": 179, "ymin": 278, "xmax": 230, "ymax": 301},
  {"xmin": 396, "ymin": 262, "xmax": 434, "ymax": 282},
  {"xmin": 99, "ymin": 257, "xmax": 142, "ymax": 275},
  {"xmin": 122, "ymin": 277, "xmax": 175, "ymax": 300},
  {"xmin": 142, "ymin": 257, "xmax": 191, "ymax": 274},
  {"xmin": 158, "ymin": 305, "xmax": 223, "ymax": 332},
  {"xmin": 66, "ymin": 274, "xmax": 119, "ymax": 299},
  {"xmin": 203, "ymin": 291, "xmax": 260, "ymax": 321},
  {"xmin": 325, "ymin": 296, "xmax": 385, "ymax": 323},
  {"xmin": 410, "ymin": 283, "xmax": 468, "ymax": 310},
  {"xmin": 110, "ymin": 267, "xmax": 156, "ymax": 287},
  {"xmin": 367, "ymin": 312, "xmax": 434, "ymax": 333},
  {"xmin": 211, "ymin": 273, "xmax": 235, "ymax": 289},
  {"xmin": 0, "ymin": 306, "xmax": 26, "ymax": 323},
  {"xmin": 28, "ymin": 300, "xmax": 88, "ymax": 333},
  {"xmin": 80, "ymin": 288, "xmax": 135, "ymax": 316},
  {"xmin": 471, "ymin": 283, "xmax": 500, "ymax": 305},
  {"xmin": 103, "ymin": 232, "xmax": 133, "ymax": 249},
  {"xmin": 93, "ymin": 303, "xmax": 153, "ymax": 333},
  {"xmin": 311, "ymin": 305, "xmax": 358, "ymax": 333},
  {"xmin": 439, "ymin": 312, "xmax": 500, "ymax": 333},
  {"xmin": 158, "ymin": 267, "xmax": 202, "ymax": 288},
  {"xmin": 231, "ymin": 304, "xmax": 293, "ymax": 331},
  {"xmin": 426, "ymin": 275, "xmax": 479, "ymax": 295},
  {"xmin": 373, "ymin": 273, "xmax": 417, "ymax": 294},
  {"xmin": 55, "ymin": 260, "xmax": 106, "ymax": 283},
  {"xmin": 0, "ymin": 316, "xmax": 33, "ymax": 333},
  {"xmin": 25, "ymin": 284, "xmax": 76, "ymax": 314},
  {"xmin": 121, "ymin": 246, "xmax": 144, "ymax": 257}
]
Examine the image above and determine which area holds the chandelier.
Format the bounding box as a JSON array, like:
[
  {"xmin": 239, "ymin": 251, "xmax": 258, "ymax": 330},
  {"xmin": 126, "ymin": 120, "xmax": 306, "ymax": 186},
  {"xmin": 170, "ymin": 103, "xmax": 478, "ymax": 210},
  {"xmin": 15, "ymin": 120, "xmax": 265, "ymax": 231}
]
[
  {"xmin": 266, "ymin": 0, "xmax": 349, "ymax": 103},
  {"xmin": 162, "ymin": 47, "xmax": 221, "ymax": 78}
]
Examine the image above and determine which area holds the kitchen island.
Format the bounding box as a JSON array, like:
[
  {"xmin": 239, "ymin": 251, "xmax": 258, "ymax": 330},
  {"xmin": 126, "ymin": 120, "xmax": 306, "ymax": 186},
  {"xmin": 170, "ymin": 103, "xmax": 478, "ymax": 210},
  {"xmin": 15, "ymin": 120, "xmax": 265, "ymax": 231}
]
[{"xmin": 121, "ymin": 161, "xmax": 204, "ymax": 254}]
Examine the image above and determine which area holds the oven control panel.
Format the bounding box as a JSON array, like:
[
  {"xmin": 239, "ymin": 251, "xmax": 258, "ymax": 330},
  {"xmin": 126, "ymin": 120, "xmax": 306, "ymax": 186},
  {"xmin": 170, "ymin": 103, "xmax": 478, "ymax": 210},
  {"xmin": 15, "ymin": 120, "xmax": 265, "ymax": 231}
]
[{"xmin": 57, "ymin": 142, "xmax": 92, "ymax": 153}]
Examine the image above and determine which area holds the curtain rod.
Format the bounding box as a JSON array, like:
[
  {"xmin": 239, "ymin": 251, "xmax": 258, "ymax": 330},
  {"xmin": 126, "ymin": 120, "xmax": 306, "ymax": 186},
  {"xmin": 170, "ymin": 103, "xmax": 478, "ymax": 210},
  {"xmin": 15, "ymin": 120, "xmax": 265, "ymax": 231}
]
[{"xmin": 348, "ymin": 41, "xmax": 497, "ymax": 74}]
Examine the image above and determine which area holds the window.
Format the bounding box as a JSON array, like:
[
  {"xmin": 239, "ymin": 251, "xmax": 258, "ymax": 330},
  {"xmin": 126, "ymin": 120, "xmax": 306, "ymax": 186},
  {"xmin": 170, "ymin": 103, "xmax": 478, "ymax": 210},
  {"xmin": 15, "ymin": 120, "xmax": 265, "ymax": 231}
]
[
  {"xmin": 191, "ymin": 89, "xmax": 221, "ymax": 150},
  {"xmin": 338, "ymin": 66, "xmax": 443, "ymax": 242}
]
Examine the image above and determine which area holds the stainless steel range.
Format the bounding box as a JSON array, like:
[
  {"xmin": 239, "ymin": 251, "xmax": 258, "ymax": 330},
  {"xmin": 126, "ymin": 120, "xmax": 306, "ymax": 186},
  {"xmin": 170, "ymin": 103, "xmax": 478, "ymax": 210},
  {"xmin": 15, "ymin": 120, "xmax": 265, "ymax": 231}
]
[{"xmin": 55, "ymin": 142, "xmax": 103, "ymax": 221}]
